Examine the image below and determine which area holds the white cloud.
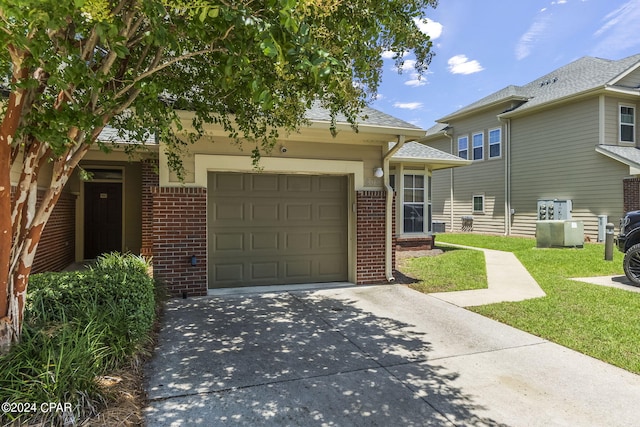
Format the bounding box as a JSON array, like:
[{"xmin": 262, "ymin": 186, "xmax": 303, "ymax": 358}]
[
  {"xmin": 405, "ymin": 74, "xmax": 426, "ymax": 87},
  {"xmin": 515, "ymin": 14, "xmax": 551, "ymax": 60},
  {"xmin": 447, "ymin": 55, "xmax": 484, "ymax": 75},
  {"xmin": 394, "ymin": 58, "xmax": 417, "ymax": 73},
  {"xmin": 592, "ymin": 0, "xmax": 640, "ymax": 56},
  {"xmin": 393, "ymin": 102, "xmax": 423, "ymax": 110},
  {"xmin": 381, "ymin": 50, "xmax": 396, "ymax": 59},
  {"xmin": 413, "ymin": 18, "xmax": 443, "ymax": 40}
]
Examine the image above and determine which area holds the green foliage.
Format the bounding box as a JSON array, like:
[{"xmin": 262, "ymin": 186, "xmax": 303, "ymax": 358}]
[
  {"xmin": 1, "ymin": 0, "xmax": 438, "ymax": 170},
  {"xmin": 402, "ymin": 248, "xmax": 488, "ymax": 293},
  {"xmin": 0, "ymin": 253, "xmax": 157, "ymax": 425},
  {"xmin": 26, "ymin": 252, "xmax": 155, "ymax": 345},
  {"xmin": 433, "ymin": 234, "xmax": 640, "ymax": 374}
]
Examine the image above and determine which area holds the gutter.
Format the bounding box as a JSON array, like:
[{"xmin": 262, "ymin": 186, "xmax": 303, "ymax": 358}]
[{"xmin": 383, "ymin": 135, "xmax": 406, "ymax": 282}]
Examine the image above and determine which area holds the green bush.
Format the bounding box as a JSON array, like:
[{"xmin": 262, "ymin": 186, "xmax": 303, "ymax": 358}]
[
  {"xmin": 0, "ymin": 253, "xmax": 157, "ymax": 425},
  {"xmin": 26, "ymin": 252, "xmax": 155, "ymax": 345}
]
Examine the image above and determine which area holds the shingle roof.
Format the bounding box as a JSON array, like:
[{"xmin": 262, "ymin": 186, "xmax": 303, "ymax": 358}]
[
  {"xmin": 438, "ymin": 54, "xmax": 640, "ymax": 121},
  {"xmin": 306, "ymin": 102, "xmax": 423, "ymax": 130},
  {"xmin": 596, "ymin": 145, "xmax": 640, "ymax": 170},
  {"xmin": 390, "ymin": 140, "xmax": 467, "ymax": 163}
]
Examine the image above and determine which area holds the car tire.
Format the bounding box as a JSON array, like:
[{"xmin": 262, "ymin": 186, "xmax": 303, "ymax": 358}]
[{"xmin": 623, "ymin": 243, "xmax": 640, "ymax": 286}]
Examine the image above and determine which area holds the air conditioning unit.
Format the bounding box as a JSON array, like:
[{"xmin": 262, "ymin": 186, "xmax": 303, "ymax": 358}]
[{"xmin": 536, "ymin": 220, "xmax": 584, "ymax": 248}]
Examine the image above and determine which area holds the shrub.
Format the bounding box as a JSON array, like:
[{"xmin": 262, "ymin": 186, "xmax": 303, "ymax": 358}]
[
  {"xmin": 26, "ymin": 252, "xmax": 156, "ymax": 346},
  {"xmin": 0, "ymin": 253, "xmax": 158, "ymax": 425}
]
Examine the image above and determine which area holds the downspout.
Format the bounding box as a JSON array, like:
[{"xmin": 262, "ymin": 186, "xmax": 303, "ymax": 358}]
[
  {"xmin": 444, "ymin": 129, "xmax": 455, "ymax": 232},
  {"xmin": 499, "ymin": 117, "xmax": 512, "ymax": 235},
  {"xmin": 383, "ymin": 135, "xmax": 406, "ymax": 283}
]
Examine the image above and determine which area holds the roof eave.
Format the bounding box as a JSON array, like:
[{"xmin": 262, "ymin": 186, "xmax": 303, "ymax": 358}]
[
  {"xmin": 307, "ymin": 120, "xmax": 425, "ymax": 138},
  {"xmin": 391, "ymin": 156, "xmax": 472, "ymax": 170},
  {"xmin": 595, "ymin": 145, "xmax": 640, "ymax": 174},
  {"xmin": 498, "ymin": 87, "xmax": 606, "ymax": 119},
  {"xmin": 437, "ymin": 96, "xmax": 529, "ymax": 123}
]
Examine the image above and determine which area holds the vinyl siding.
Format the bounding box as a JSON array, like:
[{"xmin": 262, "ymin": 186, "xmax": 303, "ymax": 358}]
[
  {"xmin": 604, "ymin": 96, "xmax": 638, "ymax": 145},
  {"xmin": 429, "ymin": 138, "xmax": 454, "ymax": 230},
  {"xmin": 444, "ymin": 109, "xmax": 507, "ymax": 234},
  {"xmin": 509, "ymin": 97, "xmax": 629, "ymax": 238}
]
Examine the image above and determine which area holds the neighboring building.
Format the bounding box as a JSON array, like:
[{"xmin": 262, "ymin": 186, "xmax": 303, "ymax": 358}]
[
  {"xmin": 24, "ymin": 105, "xmax": 468, "ymax": 295},
  {"xmin": 424, "ymin": 53, "xmax": 640, "ymax": 240}
]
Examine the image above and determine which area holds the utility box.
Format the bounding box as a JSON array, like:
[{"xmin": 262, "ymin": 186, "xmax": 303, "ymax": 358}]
[
  {"xmin": 432, "ymin": 221, "xmax": 446, "ymax": 233},
  {"xmin": 597, "ymin": 215, "xmax": 608, "ymax": 242},
  {"xmin": 536, "ymin": 220, "xmax": 584, "ymax": 248},
  {"xmin": 537, "ymin": 199, "xmax": 572, "ymax": 220}
]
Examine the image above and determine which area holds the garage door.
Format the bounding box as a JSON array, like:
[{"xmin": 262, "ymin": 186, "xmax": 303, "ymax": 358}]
[{"xmin": 208, "ymin": 173, "xmax": 348, "ymax": 288}]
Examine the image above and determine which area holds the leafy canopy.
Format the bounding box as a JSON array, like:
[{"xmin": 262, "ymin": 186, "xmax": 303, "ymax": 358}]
[{"xmin": 0, "ymin": 0, "xmax": 436, "ymax": 173}]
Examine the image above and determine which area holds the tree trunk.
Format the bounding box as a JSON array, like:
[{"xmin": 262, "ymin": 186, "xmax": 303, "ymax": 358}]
[{"xmin": 0, "ymin": 66, "xmax": 28, "ymax": 353}]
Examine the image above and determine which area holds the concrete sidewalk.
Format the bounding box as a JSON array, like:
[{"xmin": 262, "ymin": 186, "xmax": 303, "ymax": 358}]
[
  {"xmin": 144, "ymin": 285, "xmax": 640, "ymax": 426},
  {"xmin": 429, "ymin": 243, "xmax": 546, "ymax": 307}
]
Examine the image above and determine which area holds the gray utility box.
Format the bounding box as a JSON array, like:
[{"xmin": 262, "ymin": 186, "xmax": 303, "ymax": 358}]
[
  {"xmin": 536, "ymin": 220, "xmax": 584, "ymax": 248},
  {"xmin": 432, "ymin": 221, "xmax": 446, "ymax": 233}
]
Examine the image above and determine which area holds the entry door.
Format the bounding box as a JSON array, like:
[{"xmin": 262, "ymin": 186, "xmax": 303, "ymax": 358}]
[{"xmin": 84, "ymin": 182, "xmax": 122, "ymax": 259}]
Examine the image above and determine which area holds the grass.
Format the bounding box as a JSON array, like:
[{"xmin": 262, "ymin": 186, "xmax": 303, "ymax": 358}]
[
  {"xmin": 401, "ymin": 247, "xmax": 488, "ymax": 293},
  {"xmin": 423, "ymin": 233, "xmax": 640, "ymax": 375}
]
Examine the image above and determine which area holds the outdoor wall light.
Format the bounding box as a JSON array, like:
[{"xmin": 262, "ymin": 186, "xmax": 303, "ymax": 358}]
[
  {"xmin": 191, "ymin": 255, "xmax": 197, "ymax": 266},
  {"xmin": 374, "ymin": 167, "xmax": 384, "ymax": 178}
]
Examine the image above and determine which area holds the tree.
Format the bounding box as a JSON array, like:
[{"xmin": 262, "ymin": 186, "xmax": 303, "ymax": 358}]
[{"xmin": 0, "ymin": 0, "xmax": 436, "ymax": 350}]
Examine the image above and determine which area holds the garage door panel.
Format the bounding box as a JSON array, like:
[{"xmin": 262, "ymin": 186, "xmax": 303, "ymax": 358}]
[
  {"xmin": 251, "ymin": 232, "xmax": 279, "ymax": 251},
  {"xmin": 214, "ymin": 233, "xmax": 244, "ymax": 251},
  {"xmin": 251, "ymin": 262, "xmax": 279, "ymax": 280},
  {"xmin": 208, "ymin": 172, "xmax": 348, "ymax": 288}
]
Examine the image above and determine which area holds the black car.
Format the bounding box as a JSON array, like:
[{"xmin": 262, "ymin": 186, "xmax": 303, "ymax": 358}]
[{"xmin": 616, "ymin": 210, "xmax": 640, "ymax": 285}]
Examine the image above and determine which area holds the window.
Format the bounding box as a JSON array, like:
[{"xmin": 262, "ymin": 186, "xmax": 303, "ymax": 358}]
[
  {"xmin": 489, "ymin": 128, "xmax": 502, "ymax": 158},
  {"xmin": 457, "ymin": 136, "xmax": 468, "ymax": 159},
  {"xmin": 473, "ymin": 195, "xmax": 485, "ymax": 213},
  {"xmin": 472, "ymin": 132, "xmax": 484, "ymax": 160},
  {"xmin": 403, "ymin": 174, "xmax": 425, "ymax": 233},
  {"xmin": 620, "ymin": 105, "xmax": 635, "ymax": 143}
]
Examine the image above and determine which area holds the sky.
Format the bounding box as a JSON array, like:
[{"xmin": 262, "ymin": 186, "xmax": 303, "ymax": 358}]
[{"xmin": 372, "ymin": 0, "xmax": 640, "ymax": 130}]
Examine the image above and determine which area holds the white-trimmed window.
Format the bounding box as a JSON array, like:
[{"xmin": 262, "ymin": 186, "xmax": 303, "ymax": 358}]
[
  {"xmin": 620, "ymin": 104, "xmax": 635, "ymax": 143},
  {"xmin": 472, "ymin": 132, "xmax": 484, "ymax": 160},
  {"xmin": 472, "ymin": 194, "xmax": 485, "ymax": 213},
  {"xmin": 403, "ymin": 174, "xmax": 426, "ymax": 233},
  {"xmin": 489, "ymin": 128, "xmax": 502, "ymax": 158},
  {"xmin": 457, "ymin": 136, "xmax": 468, "ymax": 159}
]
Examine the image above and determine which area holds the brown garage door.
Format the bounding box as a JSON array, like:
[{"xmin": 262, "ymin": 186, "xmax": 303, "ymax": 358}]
[{"xmin": 208, "ymin": 172, "xmax": 348, "ymax": 288}]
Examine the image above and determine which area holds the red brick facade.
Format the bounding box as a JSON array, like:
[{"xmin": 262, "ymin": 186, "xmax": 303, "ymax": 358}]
[
  {"xmin": 356, "ymin": 190, "xmax": 395, "ymax": 284},
  {"xmin": 9, "ymin": 187, "xmax": 77, "ymax": 274},
  {"xmin": 152, "ymin": 187, "xmax": 207, "ymax": 297},
  {"xmin": 141, "ymin": 159, "xmax": 159, "ymax": 258},
  {"xmin": 623, "ymin": 177, "xmax": 640, "ymax": 214}
]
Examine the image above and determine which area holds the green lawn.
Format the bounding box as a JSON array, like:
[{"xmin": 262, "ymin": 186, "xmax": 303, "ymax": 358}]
[
  {"xmin": 412, "ymin": 233, "xmax": 640, "ymax": 375},
  {"xmin": 401, "ymin": 247, "xmax": 487, "ymax": 293}
]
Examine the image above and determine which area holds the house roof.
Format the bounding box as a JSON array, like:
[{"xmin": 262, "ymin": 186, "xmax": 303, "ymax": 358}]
[
  {"xmin": 305, "ymin": 102, "xmax": 423, "ymax": 132},
  {"xmin": 438, "ymin": 53, "xmax": 640, "ymax": 122},
  {"xmin": 596, "ymin": 145, "xmax": 640, "ymax": 174},
  {"xmin": 390, "ymin": 141, "xmax": 471, "ymax": 170}
]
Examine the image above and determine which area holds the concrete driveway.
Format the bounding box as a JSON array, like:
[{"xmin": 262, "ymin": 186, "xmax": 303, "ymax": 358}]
[{"xmin": 144, "ymin": 285, "xmax": 640, "ymax": 426}]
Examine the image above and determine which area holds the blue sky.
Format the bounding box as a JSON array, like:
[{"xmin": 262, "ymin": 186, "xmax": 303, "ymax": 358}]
[{"xmin": 372, "ymin": 0, "xmax": 640, "ymax": 130}]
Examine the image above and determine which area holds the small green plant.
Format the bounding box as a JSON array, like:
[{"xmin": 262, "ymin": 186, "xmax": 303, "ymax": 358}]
[{"xmin": 0, "ymin": 252, "xmax": 157, "ymax": 425}]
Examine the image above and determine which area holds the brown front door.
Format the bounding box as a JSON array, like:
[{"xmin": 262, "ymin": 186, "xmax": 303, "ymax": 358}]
[{"xmin": 84, "ymin": 182, "xmax": 122, "ymax": 259}]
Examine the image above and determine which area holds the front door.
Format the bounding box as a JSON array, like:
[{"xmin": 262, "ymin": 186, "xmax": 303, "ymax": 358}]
[{"xmin": 84, "ymin": 182, "xmax": 122, "ymax": 259}]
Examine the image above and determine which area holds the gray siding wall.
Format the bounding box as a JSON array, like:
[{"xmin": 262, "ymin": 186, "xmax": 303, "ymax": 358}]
[
  {"xmin": 429, "ymin": 137, "xmax": 454, "ymax": 230},
  {"xmin": 603, "ymin": 95, "xmax": 639, "ymax": 145},
  {"xmin": 510, "ymin": 97, "xmax": 629, "ymax": 238},
  {"xmin": 444, "ymin": 109, "xmax": 507, "ymax": 234}
]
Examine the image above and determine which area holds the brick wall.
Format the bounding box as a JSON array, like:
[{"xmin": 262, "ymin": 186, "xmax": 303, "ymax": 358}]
[
  {"xmin": 141, "ymin": 159, "xmax": 159, "ymax": 258},
  {"xmin": 356, "ymin": 190, "xmax": 395, "ymax": 284},
  {"xmin": 27, "ymin": 190, "xmax": 77, "ymax": 274},
  {"xmin": 623, "ymin": 178, "xmax": 640, "ymax": 214},
  {"xmin": 152, "ymin": 187, "xmax": 207, "ymax": 296}
]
